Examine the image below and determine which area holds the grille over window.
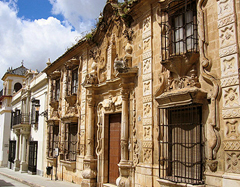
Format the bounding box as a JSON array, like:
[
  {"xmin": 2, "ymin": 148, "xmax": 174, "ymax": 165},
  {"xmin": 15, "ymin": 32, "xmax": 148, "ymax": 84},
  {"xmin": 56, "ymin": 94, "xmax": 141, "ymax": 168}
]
[
  {"xmin": 159, "ymin": 104, "xmax": 204, "ymax": 185},
  {"xmin": 161, "ymin": 0, "xmax": 198, "ymax": 61}
]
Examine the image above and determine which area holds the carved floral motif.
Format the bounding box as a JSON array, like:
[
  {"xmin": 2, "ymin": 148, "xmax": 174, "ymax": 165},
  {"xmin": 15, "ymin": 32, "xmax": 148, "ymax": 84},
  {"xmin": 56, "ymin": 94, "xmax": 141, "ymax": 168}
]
[
  {"xmin": 143, "ymin": 80, "xmax": 151, "ymax": 96},
  {"xmin": 223, "ymin": 87, "xmax": 239, "ymax": 107},
  {"xmin": 226, "ymin": 120, "xmax": 239, "ymax": 139},
  {"xmin": 219, "ymin": 25, "xmax": 235, "ymax": 48},
  {"xmin": 143, "ymin": 103, "xmax": 152, "ymax": 118},
  {"xmin": 143, "ymin": 148, "xmax": 152, "ymax": 163},
  {"xmin": 143, "ymin": 16, "xmax": 151, "ymax": 32},
  {"xmin": 221, "ymin": 55, "xmax": 237, "ymax": 77},
  {"xmin": 226, "ymin": 152, "xmax": 240, "ymax": 173}
]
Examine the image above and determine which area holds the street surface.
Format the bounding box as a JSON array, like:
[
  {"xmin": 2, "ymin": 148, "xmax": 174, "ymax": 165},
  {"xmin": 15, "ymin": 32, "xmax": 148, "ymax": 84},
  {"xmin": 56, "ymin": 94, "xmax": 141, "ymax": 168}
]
[{"xmin": 0, "ymin": 173, "xmax": 30, "ymax": 187}]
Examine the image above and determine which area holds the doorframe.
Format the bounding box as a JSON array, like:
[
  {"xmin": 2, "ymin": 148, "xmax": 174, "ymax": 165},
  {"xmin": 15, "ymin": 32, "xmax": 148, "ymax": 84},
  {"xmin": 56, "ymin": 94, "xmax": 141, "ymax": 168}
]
[{"xmin": 96, "ymin": 96, "xmax": 122, "ymax": 186}]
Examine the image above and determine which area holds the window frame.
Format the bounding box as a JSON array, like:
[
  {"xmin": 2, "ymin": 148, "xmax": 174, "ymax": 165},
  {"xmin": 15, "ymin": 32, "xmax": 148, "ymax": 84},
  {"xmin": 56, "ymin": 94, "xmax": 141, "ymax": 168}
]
[
  {"xmin": 159, "ymin": 104, "xmax": 204, "ymax": 185},
  {"xmin": 161, "ymin": 0, "xmax": 198, "ymax": 60},
  {"xmin": 48, "ymin": 124, "xmax": 59, "ymax": 158},
  {"xmin": 63, "ymin": 123, "xmax": 78, "ymax": 161},
  {"xmin": 71, "ymin": 68, "xmax": 78, "ymax": 95}
]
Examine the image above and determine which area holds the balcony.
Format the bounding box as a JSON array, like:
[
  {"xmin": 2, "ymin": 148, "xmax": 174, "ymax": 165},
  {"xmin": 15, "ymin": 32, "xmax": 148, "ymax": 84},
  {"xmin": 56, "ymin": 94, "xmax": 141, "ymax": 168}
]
[{"xmin": 12, "ymin": 113, "xmax": 30, "ymax": 127}]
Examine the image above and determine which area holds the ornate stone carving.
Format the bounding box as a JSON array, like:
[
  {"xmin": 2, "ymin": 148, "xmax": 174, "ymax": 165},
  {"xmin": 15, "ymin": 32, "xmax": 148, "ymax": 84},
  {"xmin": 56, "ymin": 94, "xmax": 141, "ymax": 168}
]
[
  {"xmin": 143, "ymin": 148, "xmax": 152, "ymax": 163},
  {"xmin": 143, "ymin": 59, "xmax": 151, "ymax": 74},
  {"xmin": 144, "ymin": 126, "xmax": 152, "ymax": 140},
  {"xmin": 80, "ymin": 144, "xmax": 85, "ymax": 155},
  {"xmin": 116, "ymin": 177, "xmax": 130, "ymax": 187},
  {"xmin": 219, "ymin": 44, "xmax": 237, "ymax": 57},
  {"xmin": 197, "ymin": 0, "xmax": 221, "ymax": 161},
  {"xmin": 142, "ymin": 73, "xmax": 152, "ymax": 81},
  {"xmin": 96, "ymin": 104, "xmax": 103, "ymax": 156},
  {"xmin": 226, "ymin": 152, "xmax": 240, "ymax": 173},
  {"xmin": 218, "ymin": 14, "xmax": 235, "ymax": 28},
  {"xmin": 143, "ymin": 118, "xmax": 152, "ymax": 126},
  {"xmin": 143, "ymin": 95, "xmax": 152, "ymax": 103},
  {"xmin": 226, "ymin": 120, "xmax": 239, "ymax": 138},
  {"xmin": 219, "ymin": 24, "xmax": 236, "ymax": 48},
  {"xmin": 223, "ymin": 108, "xmax": 240, "ymax": 119},
  {"xmin": 132, "ymin": 92, "xmax": 139, "ymax": 166},
  {"xmin": 143, "ymin": 80, "xmax": 151, "ymax": 96},
  {"xmin": 82, "ymin": 61, "xmax": 98, "ymax": 86},
  {"xmin": 221, "ymin": 76, "xmax": 239, "ymax": 87},
  {"xmin": 221, "ymin": 54, "xmax": 238, "ymax": 77},
  {"xmin": 223, "ymin": 86, "xmax": 239, "ymax": 107},
  {"xmin": 224, "ymin": 141, "xmax": 240, "ymax": 150},
  {"xmin": 143, "ymin": 51, "xmax": 152, "ymax": 60},
  {"xmin": 207, "ymin": 160, "xmax": 218, "ymax": 172},
  {"xmin": 143, "ymin": 103, "xmax": 152, "ymax": 118},
  {"xmin": 143, "ymin": 16, "xmax": 151, "ymax": 32},
  {"xmin": 217, "ymin": 0, "xmax": 234, "ymax": 19},
  {"xmin": 143, "ymin": 37, "xmax": 151, "ymax": 52}
]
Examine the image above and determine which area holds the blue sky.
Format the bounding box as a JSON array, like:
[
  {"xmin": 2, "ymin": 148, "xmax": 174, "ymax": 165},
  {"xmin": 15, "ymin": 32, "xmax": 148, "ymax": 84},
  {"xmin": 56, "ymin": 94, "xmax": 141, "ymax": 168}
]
[
  {"xmin": 0, "ymin": 0, "xmax": 110, "ymax": 89},
  {"xmin": 17, "ymin": 0, "xmax": 55, "ymax": 20}
]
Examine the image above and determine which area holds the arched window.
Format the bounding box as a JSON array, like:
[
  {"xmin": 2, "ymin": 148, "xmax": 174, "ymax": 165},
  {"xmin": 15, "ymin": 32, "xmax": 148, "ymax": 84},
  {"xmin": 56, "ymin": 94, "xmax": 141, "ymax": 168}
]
[{"xmin": 14, "ymin": 83, "xmax": 22, "ymax": 92}]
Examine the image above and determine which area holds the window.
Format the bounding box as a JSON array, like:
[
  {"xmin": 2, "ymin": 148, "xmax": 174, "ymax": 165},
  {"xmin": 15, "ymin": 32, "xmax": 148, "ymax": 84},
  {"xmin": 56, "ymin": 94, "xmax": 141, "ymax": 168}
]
[
  {"xmin": 159, "ymin": 105, "xmax": 203, "ymax": 185},
  {"xmin": 31, "ymin": 99, "xmax": 40, "ymax": 125},
  {"xmin": 55, "ymin": 79, "xmax": 60, "ymax": 101},
  {"xmin": 71, "ymin": 69, "xmax": 78, "ymax": 94},
  {"xmin": 48, "ymin": 125, "xmax": 59, "ymax": 158},
  {"xmin": 8, "ymin": 140, "xmax": 16, "ymax": 163},
  {"xmin": 14, "ymin": 83, "xmax": 22, "ymax": 93},
  {"xmin": 11, "ymin": 109, "xmax": 22, "ymax": 127},
  {"xmin": 161, "ymin": 0, "xmax": 198, "ymax": 60},
  {"xmin": 63, "ymin": 123, "xmax": 77, "ymax": 161}
]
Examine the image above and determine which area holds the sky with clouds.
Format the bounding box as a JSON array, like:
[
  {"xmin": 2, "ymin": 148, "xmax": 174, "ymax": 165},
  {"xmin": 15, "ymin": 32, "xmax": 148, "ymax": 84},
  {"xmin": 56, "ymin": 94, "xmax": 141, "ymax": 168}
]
[{"xmin": 0, "ymin": 0, "xmax": 121, "ymax": 89}]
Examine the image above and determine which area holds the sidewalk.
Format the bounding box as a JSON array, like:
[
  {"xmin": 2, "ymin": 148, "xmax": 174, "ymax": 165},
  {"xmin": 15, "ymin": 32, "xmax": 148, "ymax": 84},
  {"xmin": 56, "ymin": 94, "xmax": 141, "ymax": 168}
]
[{"xmin": 0, "ymin": 167, "xmax": 80, "ymax": 187}]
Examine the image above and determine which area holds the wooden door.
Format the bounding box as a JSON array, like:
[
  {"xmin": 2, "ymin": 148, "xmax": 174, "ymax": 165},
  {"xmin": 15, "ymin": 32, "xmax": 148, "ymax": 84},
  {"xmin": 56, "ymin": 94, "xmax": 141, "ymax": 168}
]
[{"xmin": 108, "ymin": 113, "xmax": 121, "ymax": 184}]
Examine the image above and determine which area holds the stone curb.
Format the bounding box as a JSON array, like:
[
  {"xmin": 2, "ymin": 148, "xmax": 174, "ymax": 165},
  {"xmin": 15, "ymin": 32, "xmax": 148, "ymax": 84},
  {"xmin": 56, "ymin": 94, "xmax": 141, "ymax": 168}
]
[{"xmin": 0, "ymin": 171, "xmax": 44, "ymax": 187}]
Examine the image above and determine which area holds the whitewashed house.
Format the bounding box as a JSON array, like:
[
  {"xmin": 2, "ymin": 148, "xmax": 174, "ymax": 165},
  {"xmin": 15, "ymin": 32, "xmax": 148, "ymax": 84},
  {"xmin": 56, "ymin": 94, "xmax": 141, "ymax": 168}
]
[
  {"xmin": 0, "ymin": 65, "xmax": 27, "ymax": 167},
  {"xmin": 10, "ymin": 69, "xmax": 48, "ymax": 175}
]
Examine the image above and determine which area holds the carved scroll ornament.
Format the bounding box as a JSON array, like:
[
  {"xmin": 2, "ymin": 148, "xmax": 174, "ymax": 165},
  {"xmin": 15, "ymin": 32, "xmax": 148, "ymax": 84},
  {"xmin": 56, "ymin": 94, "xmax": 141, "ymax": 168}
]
[{"xmin": 197, "ymin": 0, "xmax": 221, "ymax": 166}]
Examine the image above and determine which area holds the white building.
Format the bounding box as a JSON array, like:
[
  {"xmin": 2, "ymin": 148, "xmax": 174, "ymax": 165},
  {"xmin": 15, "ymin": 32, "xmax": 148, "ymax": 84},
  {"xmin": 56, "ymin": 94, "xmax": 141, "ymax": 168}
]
[
  {"xmin": 9, "ymin": 70, "xmax": 48, "ymax": 175},
  {"xmin": 0, "ymin": 65, "xmax": 27, "ymax": 167}
]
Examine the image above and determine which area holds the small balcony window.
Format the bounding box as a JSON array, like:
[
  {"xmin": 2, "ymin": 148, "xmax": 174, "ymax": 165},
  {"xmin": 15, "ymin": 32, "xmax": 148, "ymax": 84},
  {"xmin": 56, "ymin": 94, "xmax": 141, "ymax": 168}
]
[
  {"xmin": 161, "ymin": 0, "xmax": 198, "ymax": 60},
  {"xmin": 55, "ymin": 79, "xmax": 60, "ymax": 101},
  {"xmin": 71, "ymin": 69, "xmax": 78, "ymax": 94}
]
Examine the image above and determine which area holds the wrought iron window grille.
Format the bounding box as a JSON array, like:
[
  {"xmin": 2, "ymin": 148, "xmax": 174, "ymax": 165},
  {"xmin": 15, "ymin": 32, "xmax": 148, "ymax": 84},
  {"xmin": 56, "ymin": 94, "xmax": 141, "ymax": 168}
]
[
  {"xmin": 48, "ymin": 125, "xmax": 59, "ymax": 158},
  {"xmin": 63, "ymin": 123, "xmax": 78, "ymax": 161},
  {"xmin": 159, "ymin": 104, "xmax": 204, "ymax": 185},
  {"xmin": 161, "ymin": 0, "xmax": 198, "ymax": 61}
]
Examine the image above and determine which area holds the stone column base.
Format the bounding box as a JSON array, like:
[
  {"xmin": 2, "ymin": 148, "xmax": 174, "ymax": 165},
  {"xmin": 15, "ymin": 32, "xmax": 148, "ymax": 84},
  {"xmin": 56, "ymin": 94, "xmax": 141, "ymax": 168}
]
[
  {"xmin": 81, "ymin": 179, "xmax": 97, "ymax": 187},
  {"xmin": 116, "ymin": 161, "xmax": 132, "ymax": 187},
  {"xmin": 13, "ymin": 160, "xmax": 20, "ymax": 171},
  {"xmin": 20, "ymin": 161, "xmax": 28, "ymax": 173},
  {"xmin": 81, "ymin": 158, "xmax": 97, "ymax": 187}
]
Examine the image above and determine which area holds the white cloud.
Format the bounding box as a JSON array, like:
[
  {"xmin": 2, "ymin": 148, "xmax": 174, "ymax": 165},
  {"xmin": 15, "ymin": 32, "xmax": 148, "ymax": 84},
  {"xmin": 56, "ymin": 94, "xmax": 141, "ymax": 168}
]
[
  {"xmin": 0, "ymin": 0, "xmax": 109, "ymax": 90},
  {"xmin": 0, "ymin": 1, "xmax": 81, "ymax": 89},
  {"xmin": 49, "ymin": 0, "xmax": 106, "ymax": 33}
]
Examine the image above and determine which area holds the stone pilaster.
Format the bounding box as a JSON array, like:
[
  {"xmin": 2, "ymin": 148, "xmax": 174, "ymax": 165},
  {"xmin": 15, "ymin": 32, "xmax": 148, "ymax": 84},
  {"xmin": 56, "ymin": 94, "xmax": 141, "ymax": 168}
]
[
  {"xmin": 20, "ymin": 133, "xmax": 28, "ymax": 173},
  {"xmin": 217, "ymin": 0, "xmax": 240, "ymax": 176},
  {"xmin": 81, "ymin": 88, "xmax": 97, "ymax": 187},
  {"xmin": 142, "ymin": 15, "xmax": 153, "ymax": 165},
  {"xmin": 13, "ymin": 130, "xmax": 20, "ymax": 171}
]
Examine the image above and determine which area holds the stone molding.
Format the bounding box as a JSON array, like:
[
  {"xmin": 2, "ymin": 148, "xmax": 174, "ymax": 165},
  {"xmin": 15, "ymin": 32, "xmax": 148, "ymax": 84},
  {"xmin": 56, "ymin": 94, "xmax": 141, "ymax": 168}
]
[{"xmin": 217, "ymin": 0, "xmax": 240, "ymax": 175}]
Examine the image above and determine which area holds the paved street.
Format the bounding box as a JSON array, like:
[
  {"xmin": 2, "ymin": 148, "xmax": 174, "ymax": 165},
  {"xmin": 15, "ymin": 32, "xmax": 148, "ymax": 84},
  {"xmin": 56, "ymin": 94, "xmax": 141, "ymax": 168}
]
[
  {"xmin": 0, "ymin": 167, "xmax": 80, "ymax": 187},
  {"xmin": 0, "ymin": 173, "xmax": 30, "ymax": 187}
]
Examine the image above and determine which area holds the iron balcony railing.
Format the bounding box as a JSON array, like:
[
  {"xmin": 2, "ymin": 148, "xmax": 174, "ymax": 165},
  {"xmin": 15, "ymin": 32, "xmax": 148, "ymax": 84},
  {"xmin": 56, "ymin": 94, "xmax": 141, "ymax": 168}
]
[{"xmin": 12, "ymin": 113, "xmax": 31, "ymax": 126}]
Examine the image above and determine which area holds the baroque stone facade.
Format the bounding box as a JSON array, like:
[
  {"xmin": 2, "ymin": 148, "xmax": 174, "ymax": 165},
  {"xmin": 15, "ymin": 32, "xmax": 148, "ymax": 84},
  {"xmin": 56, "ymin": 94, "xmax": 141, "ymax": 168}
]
[{"xmin": 42, "ymin": 0, "xmax": 240, "ymax": 186}]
